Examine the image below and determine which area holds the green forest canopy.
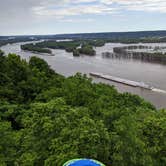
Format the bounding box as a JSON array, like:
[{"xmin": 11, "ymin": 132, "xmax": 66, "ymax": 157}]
[{"xmin": 0, "ymin": 52, "xmax": 166, "ymax": 166}]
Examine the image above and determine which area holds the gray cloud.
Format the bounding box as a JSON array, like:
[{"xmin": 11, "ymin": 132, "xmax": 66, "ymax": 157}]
[
  {"xmin": 0, "ymin": 0, "xmax": 166, "ymax": 35},
  {"xmin": 1, "ymin": 0, "xmax": 166, "ymax": 21},
  {"xmin": 1, "ymin": 0, "xmax": 166, "ymax": 23}
]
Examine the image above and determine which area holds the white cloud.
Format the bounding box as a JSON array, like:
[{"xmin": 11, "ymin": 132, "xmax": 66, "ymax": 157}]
[
  {"xmin": 32, "ymin": 1, "xmax": 115, "ymax": 18},
  {"xmin": 1, "ymin": 0, "xmax": 166, "ymax": 35},
  {"xmin": 60, "ymin": 18, "xmax": 94, "ymax": 23},
  {"xmin": 33, "ymin": 5, "xmax": 114, "ymax": 16},
  {"xmin": 31, "ymin": 0, "xmax": 166, "ymax": 20},
  {"xmin": 102, "ymin": 0, "xmax": 166, "ymax": 13},
  {"xmin": 1, "ymin": 0, "xmax": 166, "ymax": 23}
]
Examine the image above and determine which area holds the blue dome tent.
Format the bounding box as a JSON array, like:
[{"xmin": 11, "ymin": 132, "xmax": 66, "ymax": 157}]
[{"xmin": 63, "ymin": 159, "xmax": 106, "ymax": 166}]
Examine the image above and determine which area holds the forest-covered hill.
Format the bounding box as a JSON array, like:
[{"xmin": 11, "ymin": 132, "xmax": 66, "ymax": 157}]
[{"xmin": 0, "ymin": 52, "xmax": 165, "ymax": 166}]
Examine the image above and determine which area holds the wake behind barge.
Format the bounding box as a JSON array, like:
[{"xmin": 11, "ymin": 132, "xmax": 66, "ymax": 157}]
[{"xmin": 90, "ymin": 72, "xmax": 153, "ymax": 90}]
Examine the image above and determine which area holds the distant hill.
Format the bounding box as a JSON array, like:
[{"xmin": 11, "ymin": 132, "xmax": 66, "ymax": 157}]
[
  {"xmin": 1, "ymin": 30, "xmax": 166, "ymax": 40},
  {"xmin": 50, "ymin": 30, "xmax": 166, "ymax": 39},
  {"xmin": 1, "ymin": 30, "xmax": 166, "ymax": 46}
]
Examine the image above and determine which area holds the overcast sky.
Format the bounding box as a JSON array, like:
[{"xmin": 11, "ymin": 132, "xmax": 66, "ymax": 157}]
[{"xmin": 1, "ymin": 0, "xmax": 166, "ymax": 35}]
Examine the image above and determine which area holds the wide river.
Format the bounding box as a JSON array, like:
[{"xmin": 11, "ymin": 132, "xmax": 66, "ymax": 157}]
[{"xmin": 1, "ymin": 41, "xmax": 166, "ymax": 109}]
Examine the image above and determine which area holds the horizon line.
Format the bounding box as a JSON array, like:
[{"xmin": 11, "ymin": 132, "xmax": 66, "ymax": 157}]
[{"xmin": 1, "ymin": 29, "xmax": 166, "ymax": 37}]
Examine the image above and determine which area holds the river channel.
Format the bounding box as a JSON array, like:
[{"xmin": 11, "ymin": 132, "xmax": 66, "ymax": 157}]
[{"xmin": 1, "ymin": 42, "xmax": 166, "ymax": 108}]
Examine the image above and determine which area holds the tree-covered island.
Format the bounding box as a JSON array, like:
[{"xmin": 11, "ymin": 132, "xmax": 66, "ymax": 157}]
[{"xmin": 21, "ymin": 40, "xmax": 100, "ymax": 56}]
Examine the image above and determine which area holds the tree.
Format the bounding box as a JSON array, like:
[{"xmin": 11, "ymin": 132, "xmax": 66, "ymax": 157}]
[
  {"xmin": 0, "ymin": 54, "xmax": 165, "ymax": 166},
  {"xmin": 111, "ymin": 114, "xmax": 152, "ymax": 166}
]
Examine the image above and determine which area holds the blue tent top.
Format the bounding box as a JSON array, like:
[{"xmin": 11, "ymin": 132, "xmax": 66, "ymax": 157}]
[{"xmin": 63, "ymin": 159, "xmax": 105, "ymax": 166}]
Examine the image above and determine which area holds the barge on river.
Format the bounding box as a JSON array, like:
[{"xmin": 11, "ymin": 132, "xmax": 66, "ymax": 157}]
[{"xmin": 90, "ymin": 72, "xmax": 153, "ymax": 90}]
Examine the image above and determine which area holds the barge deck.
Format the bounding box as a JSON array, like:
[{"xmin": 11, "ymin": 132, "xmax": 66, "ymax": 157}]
[{"xmin": 90, "ymin": 72, "xmax": 153, "ymax": 90}]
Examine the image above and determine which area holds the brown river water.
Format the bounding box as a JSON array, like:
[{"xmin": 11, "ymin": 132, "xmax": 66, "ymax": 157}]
[{"xmin": 1, "ymin": 42, "xmax": 166, "ymax": 109}]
